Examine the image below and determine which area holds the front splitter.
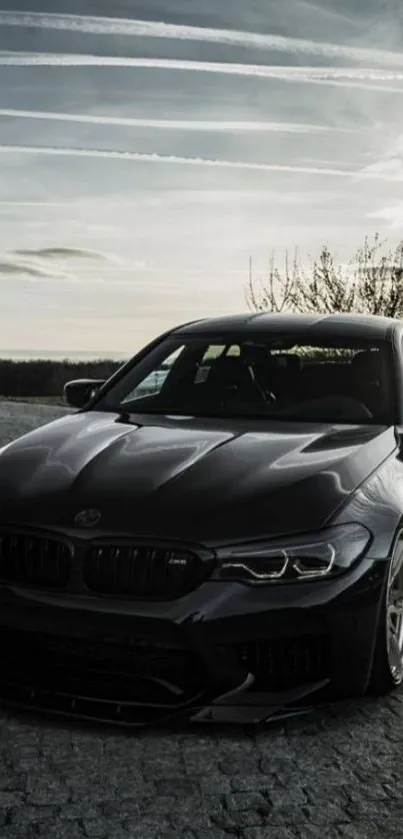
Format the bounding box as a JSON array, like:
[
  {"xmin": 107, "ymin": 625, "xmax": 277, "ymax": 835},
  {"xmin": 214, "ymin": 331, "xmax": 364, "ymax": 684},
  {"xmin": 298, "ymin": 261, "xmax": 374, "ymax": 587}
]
[{"xmin": 0, "ymin": 673, "xmax": 330, "ymax": 728}]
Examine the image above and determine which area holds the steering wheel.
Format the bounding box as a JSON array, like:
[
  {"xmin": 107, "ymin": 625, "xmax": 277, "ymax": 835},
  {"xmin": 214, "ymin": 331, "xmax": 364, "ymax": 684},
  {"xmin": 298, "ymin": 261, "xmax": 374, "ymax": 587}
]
[
  {"xmin": 266, "ymin": 394, "xmax": 373, "ymax": 421},
  {"xmin": 336, "ymin": 397, "xmax": 373, "ymax": 419}
]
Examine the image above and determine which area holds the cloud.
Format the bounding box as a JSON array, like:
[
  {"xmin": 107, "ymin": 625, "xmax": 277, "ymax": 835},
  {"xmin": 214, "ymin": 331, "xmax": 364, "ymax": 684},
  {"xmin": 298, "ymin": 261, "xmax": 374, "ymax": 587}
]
[
  {"xmin": 0, "ymin": 143, "xmax": 374, "ymax": 178},
  {"xmin": 0, "ymin": 247, "xmax": 124, "ymax": 279},
  {"xmin": 0, "ymin": 144, "xmax": 401, "ymax": 187},
  {"xmin": 0, "ymin": 256, "xmax": 70, "ymax": 279},
  {"xmin": 1, "ymin": 54, "xmax": 403, "ymax": 94},
  {"xmin": 14, "ymin": 246, "xmax": 121, "ymax": 262},
  {"xmin": 1, "ymin": 11, "xmax": 403, "ymax": 67},
  {"xmin": 366, "ymin": 157, "xmax": 403, "ymax": 175},
  {"xmin": 0, "ymin": 108, "xmax": 358, "ymax": 136},
  {"xmin": 357, "ymin": 143, "xmax": 403, "ymax": 181},
  {"xmin": 0, "ymin": 201, "xmax": 96, "ymax": 207},
  {"xmin": 367, "ymin": 204, "xmax": 403, "ymax": 229},
  {"xmin": 0, "ymin": 190, "xmax": 335, "ymax": 211}
]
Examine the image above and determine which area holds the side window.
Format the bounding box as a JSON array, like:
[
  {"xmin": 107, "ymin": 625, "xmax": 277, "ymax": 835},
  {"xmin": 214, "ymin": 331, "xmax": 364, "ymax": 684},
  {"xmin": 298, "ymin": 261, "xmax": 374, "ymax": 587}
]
[{"xmin": 121, "ymin": 346, "xmax": 186, "ymax": 402}]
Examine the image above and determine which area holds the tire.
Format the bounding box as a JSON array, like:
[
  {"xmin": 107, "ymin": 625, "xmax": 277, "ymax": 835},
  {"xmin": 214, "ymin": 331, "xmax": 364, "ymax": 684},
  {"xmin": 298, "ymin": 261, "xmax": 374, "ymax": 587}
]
[{"xmin": 368, "ymin": 533, "xmax": 403, "ymax": 696}]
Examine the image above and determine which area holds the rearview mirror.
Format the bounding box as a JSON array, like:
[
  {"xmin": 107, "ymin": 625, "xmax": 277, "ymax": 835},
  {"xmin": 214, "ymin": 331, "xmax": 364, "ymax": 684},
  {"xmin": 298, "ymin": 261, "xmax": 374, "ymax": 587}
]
[{"xmin": 63, "ymin": 379, "xmax": 105, "ymax": 409}]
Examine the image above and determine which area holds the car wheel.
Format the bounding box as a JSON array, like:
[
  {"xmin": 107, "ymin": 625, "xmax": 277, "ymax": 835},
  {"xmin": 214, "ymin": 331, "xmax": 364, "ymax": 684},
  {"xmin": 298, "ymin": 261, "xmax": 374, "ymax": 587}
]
[{"xmin": 369, "ymin": 534, "xmax": 403, "ymax": 695}]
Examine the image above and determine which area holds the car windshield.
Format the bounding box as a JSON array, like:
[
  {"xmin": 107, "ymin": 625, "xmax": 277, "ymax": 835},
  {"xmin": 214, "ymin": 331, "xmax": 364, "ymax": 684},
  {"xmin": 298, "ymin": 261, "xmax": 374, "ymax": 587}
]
[{"xmin": 95, "ymin": 333, "xmax": 395, "ymax": 425}]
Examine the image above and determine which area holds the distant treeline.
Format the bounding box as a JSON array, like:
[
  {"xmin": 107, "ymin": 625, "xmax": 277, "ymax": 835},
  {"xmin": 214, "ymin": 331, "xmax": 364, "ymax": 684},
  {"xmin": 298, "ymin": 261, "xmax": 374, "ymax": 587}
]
[{"xmin": 0, "ymin": 359, "xmax": 123, "ymax": 398}]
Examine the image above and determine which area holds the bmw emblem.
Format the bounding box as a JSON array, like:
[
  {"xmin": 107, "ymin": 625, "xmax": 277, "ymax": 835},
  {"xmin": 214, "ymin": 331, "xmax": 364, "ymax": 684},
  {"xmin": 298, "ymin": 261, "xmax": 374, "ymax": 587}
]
[{"xmin": 74, "ymin": 508, "xmax": 101, "ymax": 528}]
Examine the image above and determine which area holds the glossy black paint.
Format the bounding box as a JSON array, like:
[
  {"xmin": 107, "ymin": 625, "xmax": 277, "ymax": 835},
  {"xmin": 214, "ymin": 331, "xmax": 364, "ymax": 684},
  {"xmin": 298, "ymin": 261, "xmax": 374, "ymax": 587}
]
[
  {"xmin": 0, "ymin": 411, "xmax": 396, "ymax": 544},
  {"xmin": 176, "ymin": 312, "xmax": 398, "ymax": 339},
  {"xmin": 0, "ymin": 312, "xmax": 403, "ymax": 726},
  {"xmin": 63, "ymin": 378, "xmax": 105, "ymax": 409}
]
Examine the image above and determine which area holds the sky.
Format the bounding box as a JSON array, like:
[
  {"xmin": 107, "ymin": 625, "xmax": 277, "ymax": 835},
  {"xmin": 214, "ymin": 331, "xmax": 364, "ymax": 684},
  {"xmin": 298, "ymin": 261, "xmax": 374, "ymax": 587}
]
[{"xmin": 1, "ymin": 1, "xmax": 403, "ymax": 357}]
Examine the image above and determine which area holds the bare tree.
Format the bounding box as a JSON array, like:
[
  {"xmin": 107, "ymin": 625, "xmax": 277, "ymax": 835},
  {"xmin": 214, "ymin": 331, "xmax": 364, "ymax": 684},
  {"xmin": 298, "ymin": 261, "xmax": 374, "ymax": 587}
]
[
  {"xmin": 245, "ymin": 250, "xmax": 300, "ymax": 313},
  {"xmin": 246, "ymin": 233, "xmax": 403, "ymax": 318},
  {"xmin": 353, "ymin": 234, "xmax": 403, "ymax": 317},
  {"xmin": 292, "ymin": 245, "xmax": 356, "ymax": 315}
]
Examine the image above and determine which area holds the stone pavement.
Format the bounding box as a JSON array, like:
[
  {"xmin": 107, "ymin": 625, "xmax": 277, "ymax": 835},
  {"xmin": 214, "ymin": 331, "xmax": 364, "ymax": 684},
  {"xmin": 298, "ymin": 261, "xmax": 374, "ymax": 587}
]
[{"xmin": 0, "ymin": 693, "xmax": 402, "ymax": 839}]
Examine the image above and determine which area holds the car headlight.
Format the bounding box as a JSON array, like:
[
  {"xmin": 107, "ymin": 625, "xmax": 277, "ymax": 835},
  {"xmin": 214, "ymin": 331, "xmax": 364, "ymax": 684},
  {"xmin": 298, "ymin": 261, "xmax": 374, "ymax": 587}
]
[{"xmin": 213, "ymin": 523, "xmax": 371, "ymax": 584}]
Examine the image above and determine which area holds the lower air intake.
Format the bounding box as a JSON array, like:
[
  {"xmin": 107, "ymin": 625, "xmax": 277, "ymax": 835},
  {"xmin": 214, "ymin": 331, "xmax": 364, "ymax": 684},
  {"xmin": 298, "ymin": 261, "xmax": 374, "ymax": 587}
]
[
  {"xmin": 0, "ymin": 628, "xmax": 206, "ymax": 726},
  {"xmin": 236, "ymin": 634, "xmax": 330, "ymax": 691}
]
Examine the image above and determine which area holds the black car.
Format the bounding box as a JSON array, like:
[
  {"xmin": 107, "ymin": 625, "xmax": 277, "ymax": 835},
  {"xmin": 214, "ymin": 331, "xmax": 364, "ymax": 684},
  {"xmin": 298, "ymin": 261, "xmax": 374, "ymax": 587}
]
[{"xmin": 0, "ymin": 312, "xmax": 403, "ymax": 726}]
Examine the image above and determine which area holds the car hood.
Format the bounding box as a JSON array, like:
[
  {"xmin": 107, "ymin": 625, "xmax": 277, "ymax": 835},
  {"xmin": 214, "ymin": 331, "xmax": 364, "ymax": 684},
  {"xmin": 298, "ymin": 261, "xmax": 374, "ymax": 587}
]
[{"xmin": 0, "ymin": 410, "xmax": 396, "ymax": 545}]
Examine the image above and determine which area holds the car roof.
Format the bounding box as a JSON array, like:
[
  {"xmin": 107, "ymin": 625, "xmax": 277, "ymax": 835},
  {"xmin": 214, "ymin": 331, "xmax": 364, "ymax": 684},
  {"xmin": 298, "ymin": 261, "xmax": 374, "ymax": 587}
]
[{"xmin": 174, "ymin": 312, "xmax": 402, "ymax": 341}]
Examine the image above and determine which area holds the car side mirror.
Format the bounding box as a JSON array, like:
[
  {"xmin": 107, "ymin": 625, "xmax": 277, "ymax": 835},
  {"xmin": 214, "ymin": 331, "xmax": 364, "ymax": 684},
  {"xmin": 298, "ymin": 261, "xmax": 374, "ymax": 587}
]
[{"xmin": 63, "ymin": 379, "xmax": 105, "ymax": 409}]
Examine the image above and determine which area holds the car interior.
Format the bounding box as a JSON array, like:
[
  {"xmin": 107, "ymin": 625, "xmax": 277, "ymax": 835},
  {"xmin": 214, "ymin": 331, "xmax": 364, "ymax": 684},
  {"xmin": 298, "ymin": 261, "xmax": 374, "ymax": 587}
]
[
  {"xmin": 161, "ymin": 342, "xmax": 392, "ymax": 421},
  {"xmin": 115, "ymin": 338, "xmax": 393, "ymax": 424}
]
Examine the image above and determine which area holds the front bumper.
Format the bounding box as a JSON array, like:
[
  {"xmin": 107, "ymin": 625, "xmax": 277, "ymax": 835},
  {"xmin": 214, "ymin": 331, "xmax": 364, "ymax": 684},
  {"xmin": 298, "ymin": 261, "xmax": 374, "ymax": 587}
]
[{"xmin": 0, "ymin": 556, "xmax": 387, "ymax": 726}]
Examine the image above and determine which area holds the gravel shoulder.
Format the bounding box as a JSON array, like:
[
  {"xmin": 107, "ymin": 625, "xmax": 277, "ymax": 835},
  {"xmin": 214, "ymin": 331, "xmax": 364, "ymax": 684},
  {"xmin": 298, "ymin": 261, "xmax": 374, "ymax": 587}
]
[
  {"xmin": 0, "ymin": 400, "xmax": 71, "ymax": 446},
  {"xmin": 0, "ymin": 401, "xmax": 402, "ymax": 839}
]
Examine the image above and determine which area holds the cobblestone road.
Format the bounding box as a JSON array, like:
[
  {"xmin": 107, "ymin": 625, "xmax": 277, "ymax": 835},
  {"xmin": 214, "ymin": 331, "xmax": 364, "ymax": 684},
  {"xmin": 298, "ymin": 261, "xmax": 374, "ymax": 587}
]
[{"xmin": 0, "ymin": 403, "xmax": 401, "ymax": 839}]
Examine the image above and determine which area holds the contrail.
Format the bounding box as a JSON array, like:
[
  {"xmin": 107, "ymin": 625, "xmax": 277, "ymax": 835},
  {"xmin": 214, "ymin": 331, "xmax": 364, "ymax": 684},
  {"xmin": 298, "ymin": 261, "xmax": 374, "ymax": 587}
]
[
  {"xmin": 1, "ymin": 11, "xmax": 403, "ymax": 68},
  {"xmin": 1, "ymin": 53, "xmax": 403, "ymax": 94},
  {"xmin": 0, "ymin": 200, "xmax": 102, "ymax": 207},
  {"xmin": 0, "ymin": 108, "xmax": 358, "ymax": 135},
  {"xmin": 0, "ymin": 143, "xmax": 397, "ymax": 180}
]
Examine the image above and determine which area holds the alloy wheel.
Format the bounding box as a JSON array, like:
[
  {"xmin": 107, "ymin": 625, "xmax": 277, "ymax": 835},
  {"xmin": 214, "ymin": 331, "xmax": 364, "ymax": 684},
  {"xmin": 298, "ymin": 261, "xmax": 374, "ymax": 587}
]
[{"xmin": 386, "ymin": 539, "xmax": 403, "ymax": 684}]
